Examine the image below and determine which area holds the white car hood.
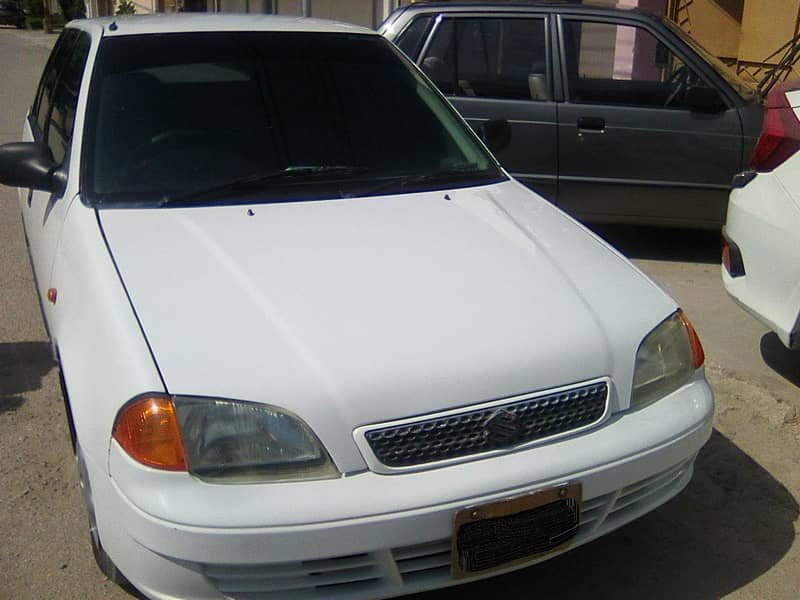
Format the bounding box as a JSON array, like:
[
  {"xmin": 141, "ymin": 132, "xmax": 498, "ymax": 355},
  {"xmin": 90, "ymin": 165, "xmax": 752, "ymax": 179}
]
[{"xmin": 99, "ymin": 180, "xmax": 676, "ymax": 471}]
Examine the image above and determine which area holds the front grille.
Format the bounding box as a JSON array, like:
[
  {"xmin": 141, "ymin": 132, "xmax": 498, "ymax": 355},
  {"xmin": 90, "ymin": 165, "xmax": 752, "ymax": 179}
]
[{"xmin": 364, "ymin": 381, "xmax": 608, "ymax": 467}]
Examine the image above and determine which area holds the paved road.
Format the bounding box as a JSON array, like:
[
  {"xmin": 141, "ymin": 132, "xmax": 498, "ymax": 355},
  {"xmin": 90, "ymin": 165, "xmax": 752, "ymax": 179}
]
[{"xmin": 1, "ymin": 25, "xmax": 799, "ymax": 600}]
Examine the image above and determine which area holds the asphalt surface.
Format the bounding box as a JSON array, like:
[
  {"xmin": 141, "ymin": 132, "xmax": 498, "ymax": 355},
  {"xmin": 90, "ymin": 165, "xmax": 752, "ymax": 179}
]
[{"xmin": 1, "ymin": 25, "xmax": 799, "ymax": 600}]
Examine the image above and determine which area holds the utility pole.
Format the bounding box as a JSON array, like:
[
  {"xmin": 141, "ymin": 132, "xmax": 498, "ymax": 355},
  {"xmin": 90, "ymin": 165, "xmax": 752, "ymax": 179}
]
[{"xmin": 301, "ymin": 0, "xmax": 309, "ymax": 16}]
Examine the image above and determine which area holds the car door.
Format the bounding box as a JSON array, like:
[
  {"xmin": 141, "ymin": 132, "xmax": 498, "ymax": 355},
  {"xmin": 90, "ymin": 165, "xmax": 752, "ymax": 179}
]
[
  {"xmin": 21, "ymin": 29, "xmax": 91, "ymax": 308},
  {"xmin": 410, "ymin": 12, "xmax": 559, "ymax": 201},
  {"xmin": 555, "ymin": 15, "xmax": 743, "ymax": 228}
]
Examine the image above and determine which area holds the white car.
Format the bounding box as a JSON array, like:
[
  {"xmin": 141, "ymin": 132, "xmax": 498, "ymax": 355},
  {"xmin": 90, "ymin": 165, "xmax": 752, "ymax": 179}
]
[
  {"xmin": 0, "ymin": 15, "xmax": 712, "ymax": 600},
  {"xmin": 723, "ymin": 81, "xmax": 800, "ymax": 350}
]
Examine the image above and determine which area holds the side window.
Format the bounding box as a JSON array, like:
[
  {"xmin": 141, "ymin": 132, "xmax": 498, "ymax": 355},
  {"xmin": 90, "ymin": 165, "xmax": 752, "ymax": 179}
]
[
  {"xmin": 33, "ymin": 29, "xmax": 77, "ymax": 136},
  {"xmin": 421, "ymin": 18, "xmax": 455, "ymax": 94},
  {"xmin": 47, "ymin": 32, "xmax": 91, "ymax": 165},
  {"xmin": 563, "ymin": 20, "xmax": 723, "ymax": 110},
  {"xmin": 395, "ymin": 16, "xmax": 432, "ymax": 59},
  {"xmin": 421, "ymin": 17, "xmax": 549, "ymax": 101}
]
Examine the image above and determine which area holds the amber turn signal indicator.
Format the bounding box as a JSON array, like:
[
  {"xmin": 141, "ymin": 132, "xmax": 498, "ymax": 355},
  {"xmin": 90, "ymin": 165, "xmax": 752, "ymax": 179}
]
[
  {"xmin": 113, "ymin": 395, "xmax": 187, "ymax": 470},
  {"xmin": 678, "ymin": 310, "xmax": 705, "ymax": 369}
]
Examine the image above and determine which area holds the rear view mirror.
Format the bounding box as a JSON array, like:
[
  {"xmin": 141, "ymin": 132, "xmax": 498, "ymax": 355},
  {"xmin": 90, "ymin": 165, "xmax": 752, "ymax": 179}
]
[
  {"xmin": 479, "ymin": 119, "xmax": 512, "ymax": 154},
  {"xmin": 0, "ymin": 142, "xmax": 65, "ymax": 195}
]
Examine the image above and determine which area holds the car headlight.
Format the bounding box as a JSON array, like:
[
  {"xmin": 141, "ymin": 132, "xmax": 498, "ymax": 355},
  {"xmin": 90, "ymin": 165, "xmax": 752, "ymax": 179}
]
[
  {"xmin": 113, "ymin": 395, "xmax": 339, "ymax": 483},
  {"xmin": 631, "ymin": 310, "xmax": 705, "ymax": 409}
]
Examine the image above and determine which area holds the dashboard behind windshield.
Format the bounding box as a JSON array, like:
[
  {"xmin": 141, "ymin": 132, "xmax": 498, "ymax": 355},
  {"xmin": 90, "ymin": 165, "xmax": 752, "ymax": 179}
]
[{"xmin": 83, "ymin": 32, "xmax": 503, "ymax": 207}]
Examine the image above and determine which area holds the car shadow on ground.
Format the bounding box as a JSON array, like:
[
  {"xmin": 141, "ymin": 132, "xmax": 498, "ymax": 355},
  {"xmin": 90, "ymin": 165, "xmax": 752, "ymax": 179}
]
[
  {"xmin": 761, "ymin": 333, "xmax": 800, "ymax": 388},
  {"xmin": 588, "ymin": 224, "xmax": 722, "ymax": 264},
  {"xmin": 0, "ymin": 341, "xmax": 55, "ymax": 413},
  {"xmin": 409, "ymin": 429, "xmax": 797, "ymax": 599}
]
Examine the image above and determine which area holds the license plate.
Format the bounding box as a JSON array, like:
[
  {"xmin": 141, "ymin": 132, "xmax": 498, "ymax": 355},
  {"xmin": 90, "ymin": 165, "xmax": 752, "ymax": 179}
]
[{"xmin": 451, "ymin": 483, "xmax": 581, "ymax": 578}]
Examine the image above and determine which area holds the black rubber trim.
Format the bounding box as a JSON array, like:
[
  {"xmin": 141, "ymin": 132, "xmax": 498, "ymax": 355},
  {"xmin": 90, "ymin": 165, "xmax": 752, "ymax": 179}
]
[
  {"xmin": 722, "ymin": 226, "xmax": 746, "ymax": 277},
  {"xmin": 731, "ymin": 170, "xmax": 757, "ymax": 189}
]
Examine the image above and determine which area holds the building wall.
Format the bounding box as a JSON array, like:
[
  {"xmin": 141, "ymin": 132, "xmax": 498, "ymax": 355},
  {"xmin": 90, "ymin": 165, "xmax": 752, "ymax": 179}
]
[
  {"xmin": 273, "ymin": 0, "xmax": 301, "ymax": 16},
  {"xmin": 302, "ymin": 0, "xmax": 373, "ymax": 26},
  {"xmin": 675, "ymin": 0, "xmax": 800, "ymax": 83},
  {"xmin": 272, "ymin": 0, "xmax": 396, "ymax": 27},
  {"xmin": 218, "ymin": 0, "xmax": 270, "ymax": 12},
  {"xmin": 130, "ymin": 0, "xmax": 156, "ymax": 12},
  {"xmin": 679, "ymin": 0, "xmax": 741, "ymax": 59},
  {"xmin": 738, "ymin": 0, "xmax": 800, "ymax": 64}
]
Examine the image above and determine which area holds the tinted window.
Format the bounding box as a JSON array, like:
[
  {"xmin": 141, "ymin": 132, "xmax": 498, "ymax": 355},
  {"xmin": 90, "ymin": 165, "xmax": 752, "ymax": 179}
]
[
  {"xmin": 563, "ymin": 20, "xmax": 722, "ymax": 110},
  {"xmin": 422, "ymin": 17, "xmax": 549, "ymax": 101},
  {"xmin": 84, "ymin": 32, "xmax": 501, "ymax": 206},
  {"xmin": 395, "ymin": 16, "xmax": 432, "ymax": 58},
  {"xmin": 34, "ymin": 29, "xmax": 77, "ymax": 136},
  {"xmin": 48, "ymin": 32, "xmax": 91, "ymax": 165},
  {"xmin": 661, "ymin": 17, "xmax": 756, "ymax": 101}
]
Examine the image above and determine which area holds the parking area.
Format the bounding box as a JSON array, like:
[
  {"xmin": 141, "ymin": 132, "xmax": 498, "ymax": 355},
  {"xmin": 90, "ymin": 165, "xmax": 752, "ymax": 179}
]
[{"xmin": 0, "ymin": 26, "xmax": 799, "ymax": 600}]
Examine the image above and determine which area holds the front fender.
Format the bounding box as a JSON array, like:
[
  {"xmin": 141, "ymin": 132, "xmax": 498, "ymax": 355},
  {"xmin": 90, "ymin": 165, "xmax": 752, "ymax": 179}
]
[{"xmin": 48, "ymin": 199, "xmax": 164, "ymax": 474}]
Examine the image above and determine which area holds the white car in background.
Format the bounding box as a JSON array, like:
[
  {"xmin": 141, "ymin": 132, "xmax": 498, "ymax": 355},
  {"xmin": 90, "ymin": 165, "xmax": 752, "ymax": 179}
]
[
  {"xmin": 723, "ymin": 81, "xmax": 800, "ymax": 350},
  {"xmin": 0, "ymin": 15, "xmax": 712, "ymax": 600}
]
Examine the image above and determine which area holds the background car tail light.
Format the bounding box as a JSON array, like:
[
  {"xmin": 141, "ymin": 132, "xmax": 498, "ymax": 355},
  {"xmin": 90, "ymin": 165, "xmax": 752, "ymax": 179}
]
[
  {"xmin": 679, "ymin": 311, "xmax": 705, "ymax": 369},
  {"xmin": 113, "ymin": 395, "xmax": 188, "ymax": 470},
  {"xmin": 750, "ymin": 83, "xmax": 800, "ymax": 172}
]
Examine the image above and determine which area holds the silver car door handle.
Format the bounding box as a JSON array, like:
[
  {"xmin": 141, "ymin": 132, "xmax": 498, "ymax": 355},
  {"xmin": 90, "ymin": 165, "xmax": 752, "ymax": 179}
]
[{"xmin": 577, "ymin": 117, "xmax": 606, "ymax": 134}]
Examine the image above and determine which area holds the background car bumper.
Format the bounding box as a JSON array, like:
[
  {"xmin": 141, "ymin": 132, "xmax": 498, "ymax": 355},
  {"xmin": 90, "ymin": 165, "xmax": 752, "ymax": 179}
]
[
  {"xmin": 723, "ymin": 176, "xmax": 800, "ymax": 349},
  {"xmin": 94, "ymin": 376, "xmax": 713, "ymax": 599}
]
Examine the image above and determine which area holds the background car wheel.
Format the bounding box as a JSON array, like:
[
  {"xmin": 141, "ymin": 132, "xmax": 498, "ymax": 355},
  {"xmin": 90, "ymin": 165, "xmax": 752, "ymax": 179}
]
[{"xmin": 75, "ymin": 442, "xmax": 136, "ymax": 592}]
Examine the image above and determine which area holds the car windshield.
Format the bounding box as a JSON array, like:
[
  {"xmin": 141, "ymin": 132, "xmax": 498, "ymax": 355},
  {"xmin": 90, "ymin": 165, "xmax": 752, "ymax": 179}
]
[
  {"xmin": 661, "ymin": 18, "xmax": 759, "ymax": 102},
  {"xmin": 83, "ymin": 32, "xmax": 504, "ymax": 207}
]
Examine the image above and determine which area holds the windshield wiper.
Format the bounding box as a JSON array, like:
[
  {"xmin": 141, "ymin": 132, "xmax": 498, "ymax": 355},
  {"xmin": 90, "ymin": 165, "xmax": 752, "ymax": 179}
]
[
  {"xmin": 159, "ymin": 165, "xmax": 369, "ymax": 206},
  {"xmin": 345, "ymin": 166, "xmax": 501, "ymax": 198}
]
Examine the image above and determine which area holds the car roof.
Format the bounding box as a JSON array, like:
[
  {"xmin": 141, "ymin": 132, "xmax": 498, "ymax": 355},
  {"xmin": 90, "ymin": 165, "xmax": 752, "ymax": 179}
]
[
  {"xmin": 389, "ymin": 2, "xmax": 662, "ymax": 20},
  {"xmin": 67, "ymin": 13, "xmax": 376, "ymax": 38}
]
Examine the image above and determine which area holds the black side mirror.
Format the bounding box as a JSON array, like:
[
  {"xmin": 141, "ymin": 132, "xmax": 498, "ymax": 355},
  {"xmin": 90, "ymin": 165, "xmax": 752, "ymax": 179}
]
[
  {"xmin": 685, "ymin": 86, "xmax": 727, "ymax": 114},
  {"xmin": 479, "ymin": 119, "xmax": 512, "ymax": 154},
  {"xmin": 0, "ymin": 142, "xmax": 66, "ymax": 195}
]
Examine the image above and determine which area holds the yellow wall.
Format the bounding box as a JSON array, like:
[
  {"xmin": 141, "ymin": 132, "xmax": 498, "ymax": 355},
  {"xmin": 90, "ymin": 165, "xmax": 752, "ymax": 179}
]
[
  {"xmin": 738, "ymin": 0, "xmax": 800, "ymax": 63},
  {"xmin": 679, "ymin": 0, "xmax": 800, "ymax": 69},
  {"xmin": 682, "ymin": 0, "xmax": 741, "ymax": 59}
]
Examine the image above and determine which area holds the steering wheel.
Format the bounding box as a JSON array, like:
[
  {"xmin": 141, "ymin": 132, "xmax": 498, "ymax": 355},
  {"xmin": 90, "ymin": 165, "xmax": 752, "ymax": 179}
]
[
  {"xmin": 120, "ymin": 129, "xmax": 210, "ymax": 182},
  {"xmin": 664, "ymin": 66, "xmax": 692, "ymax": 107}
]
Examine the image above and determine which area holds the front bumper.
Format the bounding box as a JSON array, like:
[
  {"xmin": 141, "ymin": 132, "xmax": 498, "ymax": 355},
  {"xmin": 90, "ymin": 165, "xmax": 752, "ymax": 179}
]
[{"xmin": 94, "ymin": 375, "xmax": 713, "ymax": 599}]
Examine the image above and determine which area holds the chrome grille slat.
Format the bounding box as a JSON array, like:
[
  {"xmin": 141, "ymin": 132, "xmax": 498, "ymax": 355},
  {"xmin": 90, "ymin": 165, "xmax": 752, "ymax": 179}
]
[{"xmin": 364, "ymin": 381, "xmax": 608, "ymax": 468}]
